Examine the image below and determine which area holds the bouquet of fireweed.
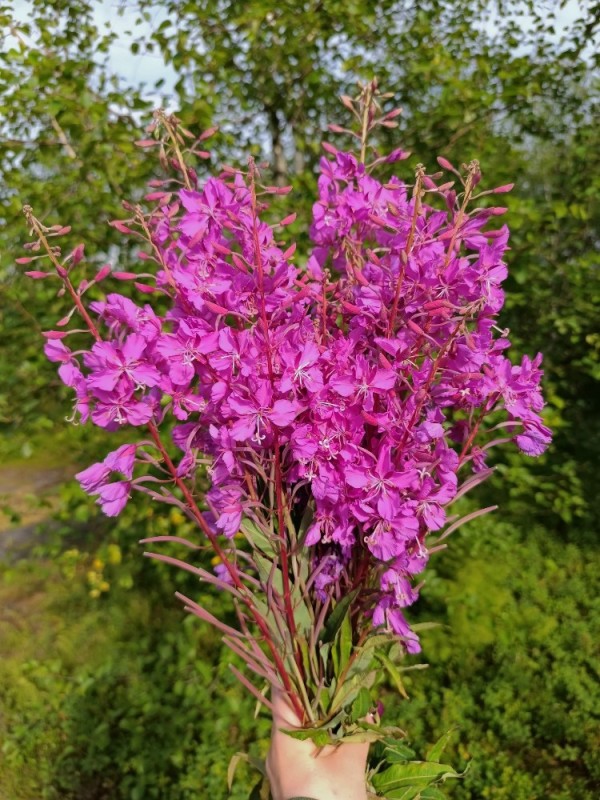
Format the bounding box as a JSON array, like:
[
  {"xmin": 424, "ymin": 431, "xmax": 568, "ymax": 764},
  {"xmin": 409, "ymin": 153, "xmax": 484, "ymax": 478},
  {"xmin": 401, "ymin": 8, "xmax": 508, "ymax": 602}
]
[{"xmin": 20, "ymin": 82, "xmax": 551, "ymax": 797}]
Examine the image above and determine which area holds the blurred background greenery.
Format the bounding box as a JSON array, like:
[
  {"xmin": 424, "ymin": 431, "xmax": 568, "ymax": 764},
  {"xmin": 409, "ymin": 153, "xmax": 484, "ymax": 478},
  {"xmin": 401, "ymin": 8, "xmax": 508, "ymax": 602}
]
[{"xmin": 0, "ymin": 1, "xmax": 598, "ymax": 798}]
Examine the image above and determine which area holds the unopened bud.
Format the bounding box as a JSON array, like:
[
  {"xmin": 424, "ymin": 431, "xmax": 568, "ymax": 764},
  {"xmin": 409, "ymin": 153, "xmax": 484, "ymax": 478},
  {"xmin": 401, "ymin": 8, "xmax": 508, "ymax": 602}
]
[
  {"xmin": 25, "ymin": 270, "xmax": 51, "ymax": 279},
  {"xmin": 71, "ymin": 243, "xmax": 85, "ymax": 265}
]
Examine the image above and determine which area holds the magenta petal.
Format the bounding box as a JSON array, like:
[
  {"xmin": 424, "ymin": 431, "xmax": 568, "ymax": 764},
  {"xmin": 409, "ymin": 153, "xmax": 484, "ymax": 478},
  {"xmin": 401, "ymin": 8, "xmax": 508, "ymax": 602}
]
[
  {"xmin": 88, "ymin": 371, "xmax": 120, "ymax": 392},
  {"xmin": 345, "ymin": 468, "xmax": 369, "ymax": 488},
  {"xmin": 104, "ymin": 444, "xmax": 137, "ymax": 479},
  {"xmin": 377, "ymin": 492, "xmax": 399, "ymax": 521},
  {"xmin": 299, "ymin": 341, "xmax": 320, "ymax": 368},
  {"xmin": 330, "ymin": 375, "xmax": 355, "ymax": 397},
  {"xmin": 228, "ymin": 395, "xmax": 256, "ymax": 415},
  {"xmin": 196, "ymin": 331, "xmax": 220, "ymax": 355},
  {"xmin": 91, "ymin": 404, "xmax": 119, "ymax": 429},
  {"xmin": 179, "ymin": 214, "xmax": 207, "ymax": 238},
  {"xmin": 231, "ymin": 416, "xmax": 256, "ymax": 442},
  {"xmin": 372, "ymin": 368, "xmax": 396, "ymax": 391},
  {"xmin": 96, "ymin": 481, "xmax": 131, "ymax": 516},
  {"xmin": 44, "ymin": 339, "xmax": 72, "ymax": 363},
  {"xmin": 304, "ymin": 522, "xmax": 321, "ymax": 546},
  {"xmin": 125, "ymin": 401, "xmax": 154, "ymax": 426},
  {"xmin": 170, "ymin": 362, "xmax": 195, "ymax": 386},
  {"xmin": 179, "ymin": 190, "xmax": 203, "ymax": 212},
  {"xmin": 122, "ymin": 332, "xmax": 147, "ymax": 361},
  {"xmin": 269, "ymin": 399, "xmax": 302, "ymax": 427},
  {"xmin": 58, "ymin": 363, "xmax": 83, "ymax": 387},
  {"xmin": 76, "ymin": 462, "xmax": 110, "ymax": 493}
]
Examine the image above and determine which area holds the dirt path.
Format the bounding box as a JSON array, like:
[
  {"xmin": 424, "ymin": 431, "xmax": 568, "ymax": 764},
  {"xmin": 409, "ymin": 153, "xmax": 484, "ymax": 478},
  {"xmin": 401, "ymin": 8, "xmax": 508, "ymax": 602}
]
[{"xmin": 0, "ymin": 463, "xmax": 74, "ymax": 558}]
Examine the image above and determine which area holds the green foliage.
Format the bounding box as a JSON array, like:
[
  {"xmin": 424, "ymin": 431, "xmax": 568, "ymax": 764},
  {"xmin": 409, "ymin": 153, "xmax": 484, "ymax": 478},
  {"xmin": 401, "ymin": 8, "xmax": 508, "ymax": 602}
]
[
  {"xmin": 388, "ymin": 516, "xmax": 600, "ymax": 800},
  {"xmin": 0, "ymin": 552, "xmax": 268, "ymax": 800}
]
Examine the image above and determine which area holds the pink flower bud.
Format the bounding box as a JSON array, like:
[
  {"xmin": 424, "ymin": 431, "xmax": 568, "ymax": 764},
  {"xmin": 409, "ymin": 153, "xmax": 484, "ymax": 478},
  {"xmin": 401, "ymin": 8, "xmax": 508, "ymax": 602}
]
[
  {"xmin": 109, "ymin": 220, "xmax": 134, "ymax": 234},
  {"xmin": 25, "ymin": 270, "xmax": 51, "ymax": 279},
  {"xmin": 198, "ymin": 125, "xmax": 219, "ymax": 141},
  {"xmin": 71, "ymin": 243, "xmax": 85, "ymax": 264},
  {"xmin": 385, "ymin": 149, "xmax": 410, "ymax": 163},
  {"xmin": 383, "ymin": 108, "xmax": 403, "ymax": 120},
  {"xmin": 407, "ymin": 319, "xmax": 426, "ymax": 336},
  {"xmin": 134, "ymin": 282, "xmax": 156, "ymax": 294},
  {"xmin": 144, "ymin": 191, "xmax": 172, "ymax": 202},
  {"xmin": 437, "ymin": 156, "xmax": 456, "ymax": 172},
  {"xmin": 205, "ymin": 300, "xmax": 229, "ymax": 315},
  {"xmin": 95, "ymin": 264, "xmax": 111, "ymax": 282},
  {"xmin": 493, "ymin": 183, "xmax": 515, "ymax": 194},
  {"xmin": 112, "ymin": 271, "xmax": 137, "ymax": 280},
  {"xmin": 42, "ymin": 330, "xmax": 68, "ymax": 339}
]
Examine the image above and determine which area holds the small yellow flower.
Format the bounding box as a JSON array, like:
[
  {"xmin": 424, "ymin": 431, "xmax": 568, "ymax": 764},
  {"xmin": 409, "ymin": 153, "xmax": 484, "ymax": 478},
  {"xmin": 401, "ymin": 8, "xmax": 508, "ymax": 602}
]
[
  {"xmin": 170, "ymin": 509, "xmax": 185, "ymax": 526},
  {"xmin": 107, "ymin": 544, "xmax": 122, "ymax": 565}
]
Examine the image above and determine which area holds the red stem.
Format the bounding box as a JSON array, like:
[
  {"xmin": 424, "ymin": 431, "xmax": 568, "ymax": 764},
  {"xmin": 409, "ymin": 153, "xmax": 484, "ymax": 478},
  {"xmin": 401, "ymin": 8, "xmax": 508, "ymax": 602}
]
[
  {"xmin": 387, "ymin": 169, "xmax": 424, "ymax": 336},
  {"xmin": 147, "ymin": 421, "xmax": 304, "ymax": 720},
  {"xmin": 63, "ymin": 277, "xmax": 102, "ymax": 342},
  {"xmin": 247, "ymin": 163, "xmax": 301, "ymax": 667}
]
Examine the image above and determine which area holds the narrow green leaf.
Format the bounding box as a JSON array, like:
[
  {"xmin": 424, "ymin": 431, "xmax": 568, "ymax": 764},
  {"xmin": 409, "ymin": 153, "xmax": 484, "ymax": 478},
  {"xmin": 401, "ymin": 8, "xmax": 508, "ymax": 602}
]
[
  {"xmin": 319, "ymin": 589, "xmax": 359, "ymax": 644},
  {"xmin": 383, "ymin": 741, "xmax": 417, "ymax": 762},
  {"xmin": 351, "ymin": 687, "xmax": 372, "ymax": 721},
  {"xmin": 426, "ymin": 728, "xmax": 458, "ymax": 763},
  {"xmin": 371, "ymin": 761, "xmax": 460, "ymax": 792},
  {"xmin": 386, "ymin": 786, "xmax": 421, "ymax": 800},
  {"xmin": 376, "ymin": 651, "xmax": 409, "ymax": 699},
  {"xmin": 282, "ymin": 727, "xmax": 332, "ymax": 747},
  {"xmin": 339, "ymin": 612, "xmax": 353, "ymax": 672},
  {"xmin": 419, "ymin": 788, "xmax": 448, "ymax": 799},
  {"xmin": 227, "ymin": 752, "xmax": 243, "ymax": 791},
  {"xmin": 331, "ymin": 670, "xmax": 377, "ymax": 714},
  {"xmin": 385, "ymin": 787, "xmax": 422, "ymax": 800},
  {"xmin": 227, "ymin": 751, "xmax": 265, "ymax": 791}
]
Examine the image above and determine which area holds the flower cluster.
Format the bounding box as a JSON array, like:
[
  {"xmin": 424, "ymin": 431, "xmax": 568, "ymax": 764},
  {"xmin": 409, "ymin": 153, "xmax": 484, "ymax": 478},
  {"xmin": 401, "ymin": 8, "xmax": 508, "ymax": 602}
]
[
  {"xmin": 25, "ymin": 93, "xmax": 550, "ymax": 706},
  {"xmin": 40, "ymin": 144, "xmax": 550, "ymax": 655}
]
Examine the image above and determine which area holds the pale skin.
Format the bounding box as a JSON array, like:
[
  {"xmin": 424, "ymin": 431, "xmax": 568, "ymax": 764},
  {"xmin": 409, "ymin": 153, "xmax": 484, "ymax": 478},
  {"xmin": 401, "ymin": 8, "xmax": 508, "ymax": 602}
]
[{"xmin": 266, "ymin": 690, "xmax": 369, "ymax": 800}]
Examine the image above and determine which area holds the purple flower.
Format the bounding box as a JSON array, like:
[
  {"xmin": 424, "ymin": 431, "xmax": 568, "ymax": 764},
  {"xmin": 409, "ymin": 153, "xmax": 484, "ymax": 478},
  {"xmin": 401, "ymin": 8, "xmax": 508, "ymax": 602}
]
[
  {"xmin": 91, "ymin": 386, "xmax": 154, "ymax": 429},
  {"xmin": 76, "ymin": 461, "xmax": 110, "ymax": 493},
  {"xmin": 85, "ymin": 334, "xmax": 160, "ymax": 392},
  {"xmin": 96, "ymin": 481, "xmax": 131, "ymax": 516},
  {"xmin": 227, "ymin": 382, "xmax": 302, "ymax": 443},
  {"xmin": 279, "ymin": 341, "xmax": 324, "ymax": 394},
  {"xmin": 104, "ymin": 443, "xmax": 137, "ymax": 479},
  {"xmin": 40, "ymin": 137, "xmax": 551, "ymax": 654}
]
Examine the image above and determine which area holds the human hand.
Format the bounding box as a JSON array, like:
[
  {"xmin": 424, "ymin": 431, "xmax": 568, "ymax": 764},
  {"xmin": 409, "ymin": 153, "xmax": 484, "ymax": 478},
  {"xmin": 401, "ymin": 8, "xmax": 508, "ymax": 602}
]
[{"xmin": 266, "ymin": 690, "xmax": 369, "ymax": 800}]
